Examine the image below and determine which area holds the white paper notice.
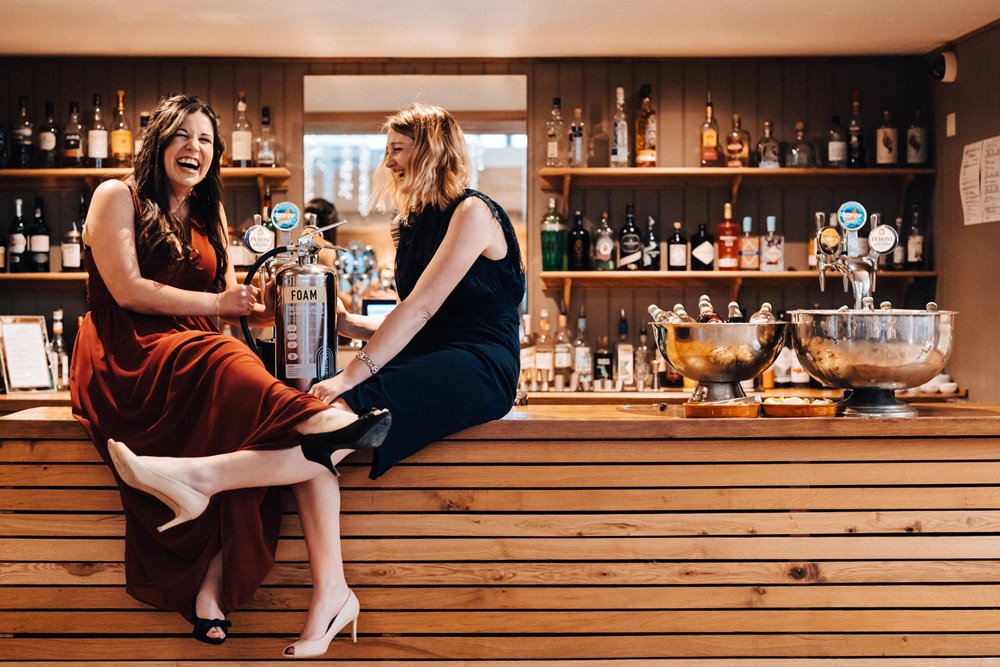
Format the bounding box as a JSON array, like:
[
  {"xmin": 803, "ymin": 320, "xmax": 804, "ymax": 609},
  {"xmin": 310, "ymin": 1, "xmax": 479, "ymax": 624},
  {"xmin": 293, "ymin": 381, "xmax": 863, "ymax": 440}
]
[
  {"xmin": 0, "ymin": 322, "xmax": 52, "ymax": 390},
  {"xmin": 980, "ymin": 136, "xmax": 1000, "ymax": 224},
  {"xmin": 961, "ymin": 141, "xmax": 983, "ymax": 226}
]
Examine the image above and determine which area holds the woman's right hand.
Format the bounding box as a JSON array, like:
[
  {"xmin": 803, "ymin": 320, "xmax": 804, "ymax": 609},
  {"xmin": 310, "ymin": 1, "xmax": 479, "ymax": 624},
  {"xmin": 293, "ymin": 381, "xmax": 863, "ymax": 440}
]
[{"xmin": 216, "ymin": 283, "xmax": 262, "ymax": 318}]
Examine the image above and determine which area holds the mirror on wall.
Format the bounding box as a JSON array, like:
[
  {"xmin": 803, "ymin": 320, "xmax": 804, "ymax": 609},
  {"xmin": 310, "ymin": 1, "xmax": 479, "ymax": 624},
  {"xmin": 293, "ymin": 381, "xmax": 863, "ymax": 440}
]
[{"xmin": 302, "ymin": 74, "xmax": 527, "ymax": 310}]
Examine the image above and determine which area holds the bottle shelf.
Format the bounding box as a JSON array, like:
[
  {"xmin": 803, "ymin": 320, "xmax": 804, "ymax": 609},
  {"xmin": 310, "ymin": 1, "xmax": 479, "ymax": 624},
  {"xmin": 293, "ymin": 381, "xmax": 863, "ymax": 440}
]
[
  {"xmin": 0, "ymin": 272, "xmax": 89, "ymax": 283},
  {"xmin": 0, "ymin": 167, "xmax": 290, "ymax": 198},
  {"xmin": 540, "ymin": 269, "xmax": 937, "ymax": 307}
]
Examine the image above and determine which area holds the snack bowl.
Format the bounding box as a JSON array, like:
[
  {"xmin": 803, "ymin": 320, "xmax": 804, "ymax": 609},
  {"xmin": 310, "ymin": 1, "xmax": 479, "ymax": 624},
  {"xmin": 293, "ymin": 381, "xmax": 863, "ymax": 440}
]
[{"xmin": 938, "ymin": 381, "xmax": 959, "ymax": 394}]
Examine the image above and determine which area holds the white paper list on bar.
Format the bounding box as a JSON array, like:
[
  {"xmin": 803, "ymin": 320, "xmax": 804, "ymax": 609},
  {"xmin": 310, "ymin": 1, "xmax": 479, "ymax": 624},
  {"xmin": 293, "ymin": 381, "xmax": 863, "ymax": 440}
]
[
  {"xmin": 980, "ymin": 136, "xmax": 1000, "ymax": 224},
  {"xmin": 961, "ymin": 141, "xmax": 983, "ymax": 226}
]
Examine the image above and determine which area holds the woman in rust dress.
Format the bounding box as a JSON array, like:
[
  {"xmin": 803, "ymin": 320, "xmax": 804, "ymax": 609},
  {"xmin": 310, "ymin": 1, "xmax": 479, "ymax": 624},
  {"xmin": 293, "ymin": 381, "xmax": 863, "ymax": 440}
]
[{"xmin": 70, "ymin": 94, "xmax": 389, "ymax": 655}]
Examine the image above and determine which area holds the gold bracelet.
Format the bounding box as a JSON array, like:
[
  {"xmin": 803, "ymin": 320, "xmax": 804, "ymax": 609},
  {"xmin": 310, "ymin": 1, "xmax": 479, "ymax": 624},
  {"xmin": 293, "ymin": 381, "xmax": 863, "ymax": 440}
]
[{"xmin": 356, "ymin": 350, "xmax": 380, "ymax": 376}]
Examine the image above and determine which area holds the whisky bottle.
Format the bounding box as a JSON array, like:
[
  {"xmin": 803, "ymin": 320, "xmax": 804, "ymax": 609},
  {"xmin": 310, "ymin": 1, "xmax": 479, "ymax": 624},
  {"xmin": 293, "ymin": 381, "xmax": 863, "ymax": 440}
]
[
  {"xmin": 689, "ymin": 223, "xmax": 715, "ymax": 271},
  {"xmin": 255, "ymin": 106, "xmax": 278, "ymax": 167},
  {"xmin": 553, "ymin": 311, "xmax": 574, "ymax": 391},
  {"xmin": 615, "ymin": 309, "xmax": 634, "ymax": 389},
  {"xmin": 535, "ymin": 309, "xmax": 555, "ymax": 392},
  {"xmin": 593, "ymin": 335, "xmax": 614, "ymax": 390},
  {"xmin": 847, "ymin": 91, "xmax": 865, "ymax": 168},
  {"xmin": 700, "ymin": 91, "xmax": 720, "ymax": 167},
  {"xmin": 573, "ymin": 307, "xmax": 593, "ymax": 392},
  {"xmin": 642, "ymin": 216, "xmax": 661, "ymax": 270},
  {"xmin": 134, "ymin": 112, "xmax": 150, "ymax": 158},
  {"xmin": 666, "ymin": 221, "xmax": 688, "ymax": 271},
  {"xmin": 906, "ymin": 110, "xmax": 928, "ymax": 165},
  {"xmin": 634, "ymin": 84, "xmax": 657, "ymax": 167},
  {"xmin": 610, "ymin": 86, "xmax": 629, "ymax": 168},
  {"xmin": 738, "ymin": 216, "xmax": 759, "ymax": 270},
  {"xmin": 540, "ymin": 198, "xmax": 567, "ymax": 271},
  {"xmin": 568, "ymin": 107, "xmax": 587, "ymax": 167},
  {"xmin": 724, "ymin": 113, "xmax": 750, "ymax": 167},
  {"xmin": 906, "ymin": 205, "xmax": 925, "ymax": 269},
  {"xmin": 876, "ymin": 110, "xmax": 898, "ymax": 166},
  {"xmin": 87, "ymin": 94, "xmax": 109, "ymax": 169},
  {"xmin": 37, "ymin": 102, "xmax": 60, "ymax": 168},
  {"xmin": 566, "ymin": 210, "xmax": 591, "ymax": 271},
  {"xmin": 716, "ymin": 202, "xmax": 740, "ymax": 271},
  {"xmin": 519, "ymin": 313, "xmax": 537, "ymax": 392},
  {"xmin": 110, "ymin": 90, "xmax": 133, "ymax": 168},
  {"xmin": 617, "ymin": 205, "xmax": 643, "ymax": 271},
  {"xmin": 592, "ymin": 212, "xmax": 616, "ymax": 270},
  {"xmin": 786, "ymin": 121, "xmax": 814, "ymax": 167},
  {"xmin": 827, "ymin": 115, "xmax": 847, "ymax": 167},
  {"xmin": 62, "ymin": 102, "xmax": 85, "ymax": 168},
  {"xmin": 12, "ymin": 96, "xmax": 34, "ymax": 168},
  {"xmin": 696, "ymin": 295, "xmax": 724, "ymax": 323},
  {"xmin": 7, "ymin": 199, "xmax": 28, "ymax": 273},
  {"xmin": 726, "ymin": 302, "xmax": 747, "ymax": 323},
  {"xmin": 28, "ymin": 197, "xmax": 50, "ymax": 272},
  {"xmin": 61, "ymin": 194, "xmax": 85, "ymax": 272},
  {"xmin": 760, "ymin": 216, "xmax": 784, "ymax": 272},
  {"xmin": 231, "ymin": 92, "xmax": 253, "ymax": 168},
  {"xmin": 545, "ymin": 97, "xmax": 566, "ymax": 168},
  {"xmin": 634, "ymin": 332, "xmax": 652, "ymax": 391},
  {"xmin": 756, "ymin": 119, "xmax": 781, "ymax": 168}
]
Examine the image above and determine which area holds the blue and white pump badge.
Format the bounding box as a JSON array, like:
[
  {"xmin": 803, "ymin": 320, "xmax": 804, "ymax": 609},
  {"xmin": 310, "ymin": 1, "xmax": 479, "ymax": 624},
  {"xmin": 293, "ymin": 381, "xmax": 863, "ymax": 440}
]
[
  {"xmin": 837, "ymin": 201, "xmax": 867, "ymax": 257},
  {"xmin": 271, "ymin": 202, "xmax": 301, "ymax": 231}
]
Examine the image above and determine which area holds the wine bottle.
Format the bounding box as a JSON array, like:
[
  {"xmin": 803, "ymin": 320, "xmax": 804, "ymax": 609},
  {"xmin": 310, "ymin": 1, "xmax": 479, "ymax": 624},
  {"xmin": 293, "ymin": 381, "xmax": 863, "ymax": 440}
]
[
  {"xmin": 7, "ymin": 198, "xmax": 28, "ymax": 273},
  {"xmin": 87, "ymin": 94, "xmax": 109, "ymax": 169},
  {"xmin": 28, "ymin": 197, "xmax": 50, "ymax": 272}
]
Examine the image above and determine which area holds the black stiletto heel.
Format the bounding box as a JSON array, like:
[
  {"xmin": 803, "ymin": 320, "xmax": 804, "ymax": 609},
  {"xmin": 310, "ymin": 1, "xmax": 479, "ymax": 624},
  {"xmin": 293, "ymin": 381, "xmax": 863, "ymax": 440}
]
[
  {"xmin": 301, "ymin": 408, "xmax": 392, "ymax": 476},
  {"xmin": 192, "ymin": 604, "xmax": 232, "ymax": 645}
]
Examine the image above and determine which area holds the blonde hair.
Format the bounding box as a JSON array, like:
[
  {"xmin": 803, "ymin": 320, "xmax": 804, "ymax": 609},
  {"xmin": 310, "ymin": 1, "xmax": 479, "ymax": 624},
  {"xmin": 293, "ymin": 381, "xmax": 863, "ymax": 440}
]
[{"xmin": 371, "ymin": 104, "xmax": 471, "ymax": 217}]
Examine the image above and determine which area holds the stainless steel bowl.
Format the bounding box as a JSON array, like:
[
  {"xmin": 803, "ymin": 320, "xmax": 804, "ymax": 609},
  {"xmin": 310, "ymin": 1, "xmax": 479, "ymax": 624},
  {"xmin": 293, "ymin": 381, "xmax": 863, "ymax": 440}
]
[
  {"xmin": 789, "ymin": 309, "xmax": 956, "ymax": 417},
  {"xmin": 650, "ymin": 321, "xmax": 788, "ymax": 402}
]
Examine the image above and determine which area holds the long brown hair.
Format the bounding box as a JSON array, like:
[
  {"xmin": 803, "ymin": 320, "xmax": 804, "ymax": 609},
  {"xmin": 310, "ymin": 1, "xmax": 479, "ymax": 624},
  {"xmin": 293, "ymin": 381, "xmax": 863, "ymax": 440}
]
[{"xmin": 129, "ymin": 94, "xmax": 227, "ymax": 292}]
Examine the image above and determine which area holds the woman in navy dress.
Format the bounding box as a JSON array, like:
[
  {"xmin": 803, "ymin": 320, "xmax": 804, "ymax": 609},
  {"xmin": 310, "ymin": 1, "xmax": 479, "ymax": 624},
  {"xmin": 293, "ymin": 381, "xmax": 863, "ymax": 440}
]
[{"xmin": 310, "ymin": 103, "xmax": 525, "ymax": 479}]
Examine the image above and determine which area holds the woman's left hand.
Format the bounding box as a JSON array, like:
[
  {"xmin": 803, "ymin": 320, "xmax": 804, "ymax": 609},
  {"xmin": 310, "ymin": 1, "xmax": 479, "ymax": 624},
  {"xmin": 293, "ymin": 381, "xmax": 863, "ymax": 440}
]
[{"xmin": 310, "ymin": 375, "xmax": 352, "ymax": 404}]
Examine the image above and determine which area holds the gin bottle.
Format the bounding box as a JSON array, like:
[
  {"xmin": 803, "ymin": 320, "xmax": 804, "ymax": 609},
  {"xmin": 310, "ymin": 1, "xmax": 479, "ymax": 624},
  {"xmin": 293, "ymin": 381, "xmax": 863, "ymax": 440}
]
[
  {"xmin": 615, "ymin": 309, "xmax": 634, "ymax": 389},
  {"xmin": 568, "ymin": 107, "xmax": 587, "ymax": 167},
  {"xmin": 756, "ymin": 119, "xmax": 781, "ymax": 168},
  {"xmin": 534, "ymin": 309, "xmax": 555, "ymax": 391},
  {"xmin": 593, "ymin": 335, "xmax": 614, "ymax": 391},
  {"xmin": 760, "ymin": 216, "xmax": 784, "ymax": 271},
  {"xmin": 666, "ymin": 221, "xmax": 687, "ymax": 271},
  {"xmin": 592, "ymin": 212, "xmax": 616, "ymax": 270},
  {"xmin": 545, "ymin": 97, "xmax": 566, "ymax": 168},
  {"xmin": 573, "ymin": 307, "xmax": 593, "ymax": 391},
  {"xmin": 610, "ymin": 87, "xmax": 629, "ymax": 168},
  {"xmin": 634, "ymin": 332, "xmax": 652, "ymax": 391},
  {"xmin": 540, "ymin": 198, "xmax": 567, "ymax": 271},
  {"xmin": 616, "ymin": 205, "xmax": 642, "ymax": 271},
  {"xmin": 642, "ymin": 215, "xmax": 661, "ymax": 270},
  {"xmin": 689, "ymin": 223, "xmax": 715, "ymax": 271},
  {"xmin": 566, "ymin": 210, "xmax": 591, "ymax": 271},
  {"xmin": 553, "ymin": 311, "xmax": 574, "ymax": 392},
  {"xmin": 786, "ymin": 122, "xmax": 814, "ymax": 167},
  {"xmin": 738, "ymin": 216, "xmax": 759, "ymax": 270}
]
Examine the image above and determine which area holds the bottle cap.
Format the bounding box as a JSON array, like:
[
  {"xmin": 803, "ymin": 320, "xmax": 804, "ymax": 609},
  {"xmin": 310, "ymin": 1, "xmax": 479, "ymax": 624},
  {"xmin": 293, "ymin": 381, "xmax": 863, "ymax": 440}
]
[
  {"xmin": 766, "ymin": 215, "xmax": 777, "ymax": 231},
  {"xmin": 673, "ymin": 221, "xmax": 682, "ymax": 229},
  {"xmin": 742, "ymin": 216, "xmax": 752, "ymax": 232}
]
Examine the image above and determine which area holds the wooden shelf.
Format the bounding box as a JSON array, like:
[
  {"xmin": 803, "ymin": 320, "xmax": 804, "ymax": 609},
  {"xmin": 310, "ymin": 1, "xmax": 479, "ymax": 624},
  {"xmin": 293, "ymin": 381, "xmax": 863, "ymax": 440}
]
[
  {"xmin": 0, "ymin": 167, "xmax": 290, "ymax": 198},
  {"xmin": 0, "ymin": 272, "xmax": 88, "ymax": 283},
  {"xmin": 540, "ymin": 269, "xmax": 937, "ymax": 307}
]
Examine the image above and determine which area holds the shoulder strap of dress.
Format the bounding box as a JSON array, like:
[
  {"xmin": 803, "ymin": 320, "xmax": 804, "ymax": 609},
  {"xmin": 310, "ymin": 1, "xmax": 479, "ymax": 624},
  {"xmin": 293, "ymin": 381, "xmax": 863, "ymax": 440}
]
[{"xmin": 126, "ymin": 184, "xmax": 141, "ymax": 221}]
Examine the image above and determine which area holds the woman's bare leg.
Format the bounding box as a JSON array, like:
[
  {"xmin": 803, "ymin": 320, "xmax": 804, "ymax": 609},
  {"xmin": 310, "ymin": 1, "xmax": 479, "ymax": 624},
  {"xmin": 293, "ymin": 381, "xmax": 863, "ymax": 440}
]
[{"xmin": 195, "ymin": 552, "xmax": 227, "ymax": 639}]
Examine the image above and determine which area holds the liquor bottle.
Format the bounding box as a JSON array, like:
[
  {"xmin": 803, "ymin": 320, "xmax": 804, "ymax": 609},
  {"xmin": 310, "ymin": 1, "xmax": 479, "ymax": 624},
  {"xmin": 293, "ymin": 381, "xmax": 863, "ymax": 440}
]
[
  {"xmin": 876, "ymin": 110, "xmax": 898, "ymax": 166},
  {"xmin": 61, "ymin": 194, "xmax": 85, "ymax": 272},
  {"xmin": 696, "ymin": 295, "xmax": 724, "ymax": 323},
  {"xmin": 615, "ymin": 309, "xmax": 634, "ymax": 389},
  {"xmin": 37, "ymin": 102, "xmax": 60, "ymax": 168},
  {"xmin": 727, "ymin": 302, "xmax": 747, "ymax": 323},
  {"xmin": 48, "ymin": 309, "xmax": 70, "ymax": 390},
  {"xmin": 544, "ymin": 97, "xmax": 566, "ymax": 168},
  {"xmin": 760, "ymin": 216, "xmax": 784, "ymax": 272},
  {"xmin": 87, "ymin": 94, "xmax": 109, "ymax": 169},
  {"xmin": 8, "ymin": 199, "xmax": 28, "ymax": 273},
  {"xmin": 809, "ymin": 212, "xmax": 825, "ymax": 269},
  {"xmin": 786, "ymin": 121, "xmax": 814, "ymax": 167},
  {"xmin": 617, "ymin": 204, "xmax": 643, "ymax": 271},
  {"xmin": 534, "ymin": 309, "xmax": 555, "ymax": 391},
  {"xmin": 906, "ymin": 110, "xmax": 929, "ymax": 165},
  {"xmin": 689, "ymin": 222, "xmax": 715, "ymax": 271},
  {"xmin": 13, "ymin": 96, "xmax": 34, "ymax": 168},
  {"xmin": 566, "ymin": 210, "xmax": 591, "ymax": 271},
  {"xmin": 573, "ymin": 307, "xmax": 593, "ymax": 392},
  {"xmin": 231, "ymin": 92, "xmax": 253, "ymax": 168},
  {"xmin": 716, "ymin": 202, "xmax": 740, "ymax": 271},
  {"xmin": 749, "ymin": 302, "xmax": 777, "ymax": 323},
  {"xmin": 111, "ymin": 90, "xmax": 133, "ymax": 168},
  {"xmin": 756, "ymin": 120, "xmax": 781, "ymax": 168},
  {"xmin": 593, "ymin": 335, "xmax": 614, "ymax": 390},
  {"xmin": 906, "ymin": 205, "xmax": 925, "ymax": 269},
  {"xmin": 891, "ymin": 216, "xmax": 906, "ymax": 269},
  {"xmin": 588, "ymin": 117, "xmax": 610, "ymax": 168},
  {"xmin": 255, "ymin": 106, "xmax": 278, "ymax": 167},
  {"xmin": 847, "ymin": 90, "xmax": 865, "ymax": 168},
  {"xmin": 134, "ymin": 111, "xmax": 150, "ymax": 158},
  {"xmin": 634, "ymin": 84, "xmax": 657, "ymax": 167},
  {"xmin": 700, "ymin": 91, "xmax": 721, "ymax": 167},
  {"xmin": 672, "ymin": 304, "xmax": 696, "ymax": 323},
  {"xmin": 62, "ymin": 102, "xmax": 85, "ymax": 167},
  {"xmin": 738, "ymin": 216, "xmax": 759, "ymax": 270},
  {"xmin": 724, "ymin": 113, "xmax": 750, "ymax": 167},
  {"xmin": 610, "ymin": 86, "xmax": 629, "ymax": 168},
  {"xmin": 540, "ymin": 198, "xmax": 567, "ymax": 271},
  {"xmin": 634, "ymin": 332, "xmax": 652, "ymax": 391},
  {"xmin": 28, "ymin": 197, "xmax": 50, "ymax": 272},
  {"xmin": 666, "ymin": 221, "xmax": 688, "ymax": 271},
  {"xmin": 519, "ymin": 313, "xmax": 537, "ymax": 393},
  {"xmin": 553, "ymin": 311, "xmax": 574, "ymax": 391},
  {"xmin": 568, "ymin": 107, "xmax": 587, "ymax": 168},
  {"xmin": 827, "ymin": 115, "xmax": 847, "ymax": 168},
  {"xmin": 592, "ymin": 212, "xmax": 616, "ymax": 270},
  {"xmin": 642, "ymin": 216, "xmax": 661, "ymax": 270}
]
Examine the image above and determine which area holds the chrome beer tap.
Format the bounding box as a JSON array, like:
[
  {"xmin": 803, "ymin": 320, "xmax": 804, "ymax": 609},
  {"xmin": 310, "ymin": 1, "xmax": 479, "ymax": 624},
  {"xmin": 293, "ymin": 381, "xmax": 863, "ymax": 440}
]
[{"xmin": 814, "ymin": 202, "xmax": 899, "ymax": 310}]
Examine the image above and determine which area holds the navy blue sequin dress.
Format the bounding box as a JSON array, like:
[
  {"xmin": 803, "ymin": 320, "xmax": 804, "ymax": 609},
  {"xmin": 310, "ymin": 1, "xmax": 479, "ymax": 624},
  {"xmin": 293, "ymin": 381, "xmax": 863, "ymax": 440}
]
[{"xmin": 341, "ymin": 190, "xmax": 525, "ymax": 478}]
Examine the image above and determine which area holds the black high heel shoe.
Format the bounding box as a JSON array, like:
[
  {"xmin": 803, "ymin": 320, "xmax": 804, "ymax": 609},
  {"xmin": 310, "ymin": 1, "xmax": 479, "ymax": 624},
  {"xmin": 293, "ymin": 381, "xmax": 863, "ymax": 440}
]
[
  {"xmin": 301, "ymin": 408, "xmax": 392, "ymax": 476},
  {"xmin": 192, "ymin": 607, "xmax": 232, "ymax": 645}
]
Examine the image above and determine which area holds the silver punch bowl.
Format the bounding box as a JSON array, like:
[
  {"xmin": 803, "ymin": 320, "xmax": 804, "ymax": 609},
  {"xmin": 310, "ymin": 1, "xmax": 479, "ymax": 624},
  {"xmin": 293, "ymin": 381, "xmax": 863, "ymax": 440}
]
[
  {"xmin": 788, "ymin": 309, "xmax": 956, "ymax": 418},
  {"xmin": 650, "ymin": 321, "xmax": 788, "ymax": 402}
]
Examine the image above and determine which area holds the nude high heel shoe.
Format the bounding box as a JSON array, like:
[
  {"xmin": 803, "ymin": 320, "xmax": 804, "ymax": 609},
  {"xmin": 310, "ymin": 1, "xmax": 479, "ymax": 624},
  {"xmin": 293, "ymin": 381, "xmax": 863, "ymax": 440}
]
[
  {"xmin": 107, "ymin": 439, "xmax": 210, "ymax": 532},
  {"xmin": 282, "ymin": 590, "xmax": 359, "ymax": 659}
]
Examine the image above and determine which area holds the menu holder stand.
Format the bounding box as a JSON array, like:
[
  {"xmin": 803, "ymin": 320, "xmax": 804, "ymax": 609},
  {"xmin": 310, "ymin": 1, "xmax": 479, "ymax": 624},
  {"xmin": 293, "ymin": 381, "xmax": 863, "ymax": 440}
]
[{"xmin": 0, "ymin": 316, "xmax": 53, "ymax": 393}]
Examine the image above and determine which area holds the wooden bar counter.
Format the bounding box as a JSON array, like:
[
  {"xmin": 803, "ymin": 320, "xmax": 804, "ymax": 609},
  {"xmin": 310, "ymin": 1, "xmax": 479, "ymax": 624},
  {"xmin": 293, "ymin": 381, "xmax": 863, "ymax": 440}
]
[{"xmin": 4, "ymin": 403, "xmax": 1000, "ymax": 664}]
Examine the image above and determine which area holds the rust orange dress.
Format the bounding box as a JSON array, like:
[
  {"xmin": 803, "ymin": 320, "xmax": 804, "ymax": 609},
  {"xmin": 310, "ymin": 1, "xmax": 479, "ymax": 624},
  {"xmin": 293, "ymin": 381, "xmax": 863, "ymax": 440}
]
[{"xmin": 70, "ymin": 190, "xmax": 331, "ymax": 618}]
